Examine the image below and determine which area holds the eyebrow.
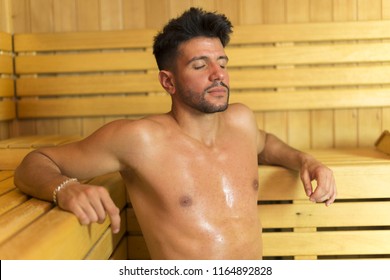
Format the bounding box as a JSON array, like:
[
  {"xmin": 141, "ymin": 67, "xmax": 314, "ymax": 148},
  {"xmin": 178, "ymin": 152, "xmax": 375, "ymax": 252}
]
[{"xmin": 187, "ymin": 55, "xmax": 229, "ymax": 65}]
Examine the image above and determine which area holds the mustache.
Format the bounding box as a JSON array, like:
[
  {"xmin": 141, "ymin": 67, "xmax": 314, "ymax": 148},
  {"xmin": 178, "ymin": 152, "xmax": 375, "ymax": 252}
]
[{"xmin": 205, "ymin": 81, "xmax": 229, "ymax": 92}]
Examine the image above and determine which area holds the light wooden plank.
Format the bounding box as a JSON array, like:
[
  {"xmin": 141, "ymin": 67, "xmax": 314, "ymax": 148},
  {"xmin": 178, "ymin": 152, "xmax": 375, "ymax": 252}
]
[
  {"xmin": 227, "ymin": 43, "xmax": 390, "ymax": 67},
  {"xmin": 17, "ymin": 95, "xmax": 171, "ymax": 118},
  {"xmin": 0, "ymin": 171, "xmax": 13, "ymax": 181},
  {"xmin": 232, "ymin": 88, "xmax": 390, "ymax": 111},
  {"xmin": 0, "ymin": 207, "xmax": 111, "ymax": 259},
  {"xmin": 231, "ymin": 20, "xmax": 390, "ymax": 45},
  {"xmin": 16, "ymin": 71, "xmax": 390, "ymax": 102},
  {"xmin": 13, "ymin": 29, "xmax": 157, "ymax": 52},
  {"xmin": 16, "ymin": 73, "xmax": 161, "ymax": 96},
  {"xmin": 0, "ymin": 100, "xmax": 16, "ymax": 123},
  {"xmin": 258, "ymin": 163, "xmax": 390, "ymax": 201},
  {"xmin": 84, "ymin": 210, "xmax": 127, "ymax": 260},
  {"xmin": 260, "ymin": 202, "xmax": 390, "ymax": 229},
  {"xmin": 0, "ymin": 198, "xmax": 52, "ymax": 244},
  {"xmin": 0, "ymin": 78, "xmax": 14, "ymax": 97},
  {"xmin": 229, "ymin": 66, "xmax": 390, "ymax": 89},
  {"xmin": 0, "ymin": 176, "xmax": 15, "ymax": 195},
  {"xmin": 0, "ymin": 189, "xmax": 28, "ymax": 215},
  {"xmin": 16, "ymin": 43, "xmax": 390, "ymax": 75},
  {"xmin": 15, "ymin": 51, "xmax": 156, "ymax": 74},
  {"xmin": 0, "ymin": 55, "xmax": 13, "ymax": 74},
  {"xmin": 263, "ymin": 230, "xmax": 390, "ymax": 257},
  {"xmin": 0, "ymin": 32, "xmax": 12, "ymax": 51},
  {"xmin": 0, "ymin": 148, "xmax": 31, "ymax": 170},
  {"xmin": 0, "ymin": 173, "xmax": 125, "ymax": 259}
]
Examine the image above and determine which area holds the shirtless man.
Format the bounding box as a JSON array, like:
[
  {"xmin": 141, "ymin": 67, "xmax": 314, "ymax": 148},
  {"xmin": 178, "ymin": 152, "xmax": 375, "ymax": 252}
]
[{"xmin": 14, "ymin": 7, "xmax": 336, "ymax": 259}]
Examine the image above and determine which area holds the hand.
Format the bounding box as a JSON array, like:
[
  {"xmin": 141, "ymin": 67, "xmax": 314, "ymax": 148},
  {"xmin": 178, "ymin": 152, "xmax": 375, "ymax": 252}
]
[
  {"xmin": 300, "ymin": 157, "xmax": 337, "ymax": 206},
  {"xmin": 56, "ymin": 182, "xmax": 121, "ymax": 233}
]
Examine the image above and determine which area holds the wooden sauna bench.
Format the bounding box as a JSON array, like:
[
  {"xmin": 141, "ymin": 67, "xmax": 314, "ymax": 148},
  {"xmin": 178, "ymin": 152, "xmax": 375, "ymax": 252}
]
[{"xmin": 1, "ymin": 19, "xmax": 390, "ymax": 259}]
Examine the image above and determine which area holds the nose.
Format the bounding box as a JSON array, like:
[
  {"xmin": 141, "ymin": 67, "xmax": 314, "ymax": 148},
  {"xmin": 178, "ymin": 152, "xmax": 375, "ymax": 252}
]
[{"xmin": 209, "ymin": 63, "xmax": 226, "ymax": 82}]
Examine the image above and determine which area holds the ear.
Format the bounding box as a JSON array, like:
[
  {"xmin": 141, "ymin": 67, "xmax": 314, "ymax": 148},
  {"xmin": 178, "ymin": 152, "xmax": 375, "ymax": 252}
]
[{"xmin": 158, "ymin": 70, "xmax": 176, "ymax": 95}]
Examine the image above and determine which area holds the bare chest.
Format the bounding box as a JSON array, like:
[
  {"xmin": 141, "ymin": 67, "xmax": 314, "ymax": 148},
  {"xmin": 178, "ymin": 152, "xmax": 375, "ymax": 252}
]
[{"xmin": 125, "ymin": 133, "xmax": 259, "ymax": 212}]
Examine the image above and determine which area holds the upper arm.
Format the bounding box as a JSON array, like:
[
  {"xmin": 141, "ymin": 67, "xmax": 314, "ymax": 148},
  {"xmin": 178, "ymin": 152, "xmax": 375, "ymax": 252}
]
[{"xmin": 39, "ymin": 120, "xmax": 131, "ymax": 180}]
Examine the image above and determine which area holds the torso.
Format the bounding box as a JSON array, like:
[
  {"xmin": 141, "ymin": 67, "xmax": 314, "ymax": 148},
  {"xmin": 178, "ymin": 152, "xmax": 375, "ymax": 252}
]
[{"xmin": 119, "ymin": 104, "xmax": 262, "ymax": 259}]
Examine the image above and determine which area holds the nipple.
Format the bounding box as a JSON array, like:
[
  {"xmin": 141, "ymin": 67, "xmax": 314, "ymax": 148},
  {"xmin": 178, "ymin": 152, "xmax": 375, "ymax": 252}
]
[{"xmin": 179, "ymin": 195, "xmax": 193, "ymax": 207}]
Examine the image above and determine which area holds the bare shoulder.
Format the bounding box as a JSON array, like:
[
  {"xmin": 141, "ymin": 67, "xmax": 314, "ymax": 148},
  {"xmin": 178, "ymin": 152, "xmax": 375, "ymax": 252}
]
[
  {"xmin": 89, "ymin": 115, "xmax": 170, "ymax": 147},
  {"xmin": 225, "ymin": 103, "xmax": 258, "ymax": 128}
]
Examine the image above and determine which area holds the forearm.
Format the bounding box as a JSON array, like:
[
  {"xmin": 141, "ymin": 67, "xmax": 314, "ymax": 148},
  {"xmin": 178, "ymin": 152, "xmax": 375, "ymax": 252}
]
[
  {"xmin": 14, "ymin": 150, "xmax": 73, "ymax": 202},
  {"xmin": 258, "ymin": 133, "xmax": 313, "ymax": 171}
]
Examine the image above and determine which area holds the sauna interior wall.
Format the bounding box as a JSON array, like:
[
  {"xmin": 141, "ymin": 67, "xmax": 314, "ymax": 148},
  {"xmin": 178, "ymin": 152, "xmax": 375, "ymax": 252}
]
[{"xmin": 1, "ymin": 0, "xmax": 390, "ymax": 149}]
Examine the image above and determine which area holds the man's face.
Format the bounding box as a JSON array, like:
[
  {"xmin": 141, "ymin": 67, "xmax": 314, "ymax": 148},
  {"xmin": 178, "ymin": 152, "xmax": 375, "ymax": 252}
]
[{"xmin": 172, "ymin": 37, "xmax": 230, "ymax": 114}]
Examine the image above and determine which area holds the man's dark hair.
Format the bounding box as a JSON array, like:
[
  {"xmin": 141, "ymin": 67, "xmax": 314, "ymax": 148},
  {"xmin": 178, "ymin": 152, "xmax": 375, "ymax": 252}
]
[{"xmin": 153, "ymin": 7, "xmax": 233, "ymax": 71}]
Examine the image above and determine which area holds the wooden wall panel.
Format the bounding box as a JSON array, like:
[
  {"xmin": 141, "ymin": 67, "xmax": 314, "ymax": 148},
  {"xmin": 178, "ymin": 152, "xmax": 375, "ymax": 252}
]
[
  {"xmin": 4, "ymin": 0, "xmax": 390, "ymax": 148},
  {"xmin": 0, "ymin": 0, "xmax": 12, "ymax": 140}
]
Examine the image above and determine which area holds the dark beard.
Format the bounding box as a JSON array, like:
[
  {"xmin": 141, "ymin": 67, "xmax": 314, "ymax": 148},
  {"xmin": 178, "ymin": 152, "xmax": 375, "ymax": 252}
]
[{"xmin": 177, "ymin": 81, "xmax": 230, "ymax": 114}]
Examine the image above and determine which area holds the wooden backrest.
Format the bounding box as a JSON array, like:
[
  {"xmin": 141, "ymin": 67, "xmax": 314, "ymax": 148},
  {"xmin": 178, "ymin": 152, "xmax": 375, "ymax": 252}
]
[
  {"xmin": 0, "ymin": 32, "xmax": 14, "ymax": 121},
  {"xmin": 13, "ymin": 20, "xmax": 390, "ymax": 119}
]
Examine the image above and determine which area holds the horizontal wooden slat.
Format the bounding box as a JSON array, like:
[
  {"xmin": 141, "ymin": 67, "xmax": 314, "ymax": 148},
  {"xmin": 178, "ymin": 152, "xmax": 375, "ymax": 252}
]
[
  {"xmin": 84, "ymin": 210, "xmax": 127, "ymax": 260},
  {"xmin": 0, "ymin": 78, "xmax": 14, "ymax": 97},
  {"xmin": 304, "ymin": 148, "xmax": 390, "ymax": 164},
  {"xmin": 15, "ymin": 52, "xmax": 156, "ymax": 74},
  {"xmin": 262, "ymin": 230, "xmax": 390, "ymax": 257},
  {"xmin": 0, "ymin": 176, "xmax": 15, "ymax": 195},
  {"xmin": 0, "ymin": 173, "xmax": 126, "ymax": 259},
  {"xmin": 17, "ymin": 95, "xmax": 171, "ymax": 118},
  {"xmin": 229, "ymin": 66, "xmax": 390, "ymax": 89},
  {"xmin": 260, "ymin": 202, "xmax": 390, "ymax": 229},
  {"xmin": 0, "ymin": 171, "xmax": 13, "ymax": 181},
  {"xmin": 16, "ymin": 73, "xmax": 161, "ymax": 96},
  {"xmin": 227, "ymin": 43, "xmax": 390, "ymax": 67},
  {"xmin": 15, "ymin": 42, "xmax": 390, "ymax": 74},
  {"xmin": 258, "ymin": 163, "xmax": 390, "ymax": 201},
  {"xmin": 0, "ymin": 135, "xmax": 80, "ymax": 148},
  {"xmin": 0, "ymin": 136, "xmax": 81, "ymax": 170},
  {"xmin": 231, "ymin": 88, "xmax": 390, "ymax": 111},
  {"xmin": 0, "ymin": 198, "xmax": 52, "ymax": 244},
  {"xmin": 0, "ymin": 189, "xmax": 28, "ymax": 216},
  {"xmin": 13, "ymin": 29, "xmax": 156, "ymax": 52},
  {"xmin": 0, "ymin": 100, "xmax": 17, "ymax": 121},
  {"xmin": 231, "ymin": 20, "xmax": 390, "ymax": 45},
  {"xmin": 0, "ymin": 55, "xmax": 13, "ymax": 74},
  {"xmin": 0, "ymin": 32, "xmax": 12, "ymax": 51},
  {"xmin": 12, "ymin": 88, "xmax": 390, "ymax": 119},
  {"xmin": 16, "ymin": 66, "xmax": 390, "ymax": 98},
  {"xmin": 0, "ymin": 207, "xmax": 111, "ymax": 259},
  {"xmin": 126, "ymin": 230, "xmax": 390, "ymax": 259},
  {"xmin": 14, "ymin": 21, "xmax": 390, "ymax": 53}
]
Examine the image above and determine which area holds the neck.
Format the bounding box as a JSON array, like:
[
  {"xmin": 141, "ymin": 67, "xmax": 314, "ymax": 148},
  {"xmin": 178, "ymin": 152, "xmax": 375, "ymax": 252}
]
[{"xmin": 169, "ymin": 103, "xmax": 224, "ymax": 147}]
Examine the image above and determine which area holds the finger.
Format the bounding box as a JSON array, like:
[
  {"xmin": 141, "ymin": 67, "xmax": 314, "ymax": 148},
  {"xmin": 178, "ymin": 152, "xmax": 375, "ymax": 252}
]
[
  {"xmin": 300, "ymin": 169, "xmax": 313, "ymax": 197},
  {"xmin": 325, "ymin": 180, "xmax": 337, "ymax": 206},
  {"xmin": 325, "ymin": 191, "xmax": 337, "ymax": 206},
  {"xmin": 100, "ymin": 195, "xmax": 121, "ymax": 234},
  {"xmin": 71, "ymin": 204, "xmax": 94, "ymax": 225}
]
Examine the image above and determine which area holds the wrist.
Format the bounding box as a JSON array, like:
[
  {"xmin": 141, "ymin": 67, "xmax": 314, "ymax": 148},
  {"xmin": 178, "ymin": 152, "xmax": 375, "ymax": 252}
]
[{"xmin": 53, "ymin": 177, "xmax": 78, "ymax": 205}]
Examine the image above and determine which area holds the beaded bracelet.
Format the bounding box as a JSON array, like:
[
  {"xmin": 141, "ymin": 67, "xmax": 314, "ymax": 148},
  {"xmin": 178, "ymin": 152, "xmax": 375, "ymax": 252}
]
[{"xmin": 52, "ymin": 178, "xmax": 78, "ymax": 205}]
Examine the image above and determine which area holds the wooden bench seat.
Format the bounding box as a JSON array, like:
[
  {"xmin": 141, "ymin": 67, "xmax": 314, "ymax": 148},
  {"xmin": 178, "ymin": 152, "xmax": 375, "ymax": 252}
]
[{"xmin": 0, "ymin": 136, "xmax": 128, "ymax": 260}]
